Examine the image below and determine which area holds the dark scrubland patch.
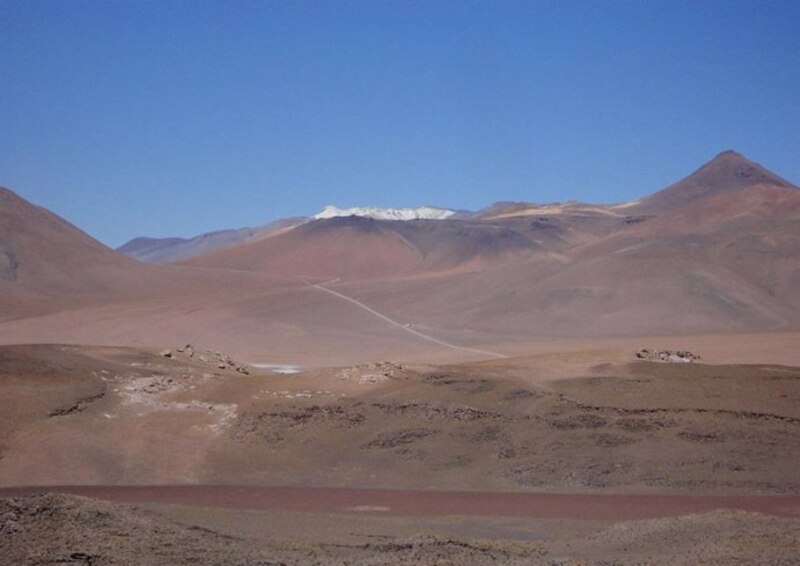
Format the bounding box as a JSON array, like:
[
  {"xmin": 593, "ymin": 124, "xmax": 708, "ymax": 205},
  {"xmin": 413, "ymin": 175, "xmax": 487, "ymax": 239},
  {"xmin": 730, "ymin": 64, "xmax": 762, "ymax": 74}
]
[
  {"xmin": 225, "ymin": 367, "xmax": 800, "ymax": 494},
  {"xmin": 553, "ymin": 362, "xmax": 800, "ymax": 420},
  {"xmin": 503, "ymin": 388, "xmax": 546, "ymax": 401},
  {"xmin": 590, "ymin": 433, "xmax": 638, "ymax": 447},
  {"xmin": 423, "ymin": 373, "xmax": 496, "ymax": 394},
  {"xmin": 457, "ymin": 425, "xmax": 507, "ymax": 444},
  {"xmin": 364, "ymin": 428, "xmax": 438, "ymax": 449},
  {"xmin": 394, "ymin": 447, "xmax": 429, "ymax": 461},
  {"xmin": 422, "ymin": 373, "xmax": 460, "ymax": 386},
  {"xmin": 678, "ymin": 430, "xmax": 726, "ymax": 443},
  {"xmin": 233, "ymin": 405, "xmax": 366, "ymax": 445},
  {"xmin": 433, "ymin": 454, "xmax": 474, "ymax": 470},
  {"xmin": 338, "ymin": 535, "xmax": 547, "ymax": 565},
  {"xmin": 371, "ymin": 401, "xmax": 503, "ymax": 422},
  {"xmin": 615, "ymin": 417, "xmax": 677, "ymax": 433},
  {"xmin": 497, "ymin": 444, "xmax": 539, "ymax": 460},
  {"xmin": 0, "ymin": 494, "xmax": 546, "ymax": 565},
  {"xmin": 505, "ymin": 459, "xmax": 635, "ymax": 490},
  {"xmin": 765, "ymin": 373, "xmax": 800, "ymax": 380},
  {"xmin": 547, "ymin": 414, "xmax": 608, "ymax": 430},
  {"xmin": 49, "ymin": 391, "xmax": 106, "ymax": 417},
  {"xmin": 574, "ymin": 509, "xmax": 800, "ymax": 565},
  {"xmin": 0, "ymin": 493, "xmax": 264, "ymax": 566}
]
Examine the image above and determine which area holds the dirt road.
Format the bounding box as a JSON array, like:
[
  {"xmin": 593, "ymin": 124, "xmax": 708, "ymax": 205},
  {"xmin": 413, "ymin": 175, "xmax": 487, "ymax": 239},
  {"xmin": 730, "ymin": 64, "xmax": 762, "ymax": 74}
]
[{"xmin": 311, "ymin": 281, "xmax": 508, "ymax": 359}]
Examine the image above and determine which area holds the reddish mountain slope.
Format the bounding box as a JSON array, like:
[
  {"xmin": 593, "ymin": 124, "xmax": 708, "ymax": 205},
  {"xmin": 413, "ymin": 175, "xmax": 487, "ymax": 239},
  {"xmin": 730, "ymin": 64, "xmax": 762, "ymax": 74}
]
[
  {"xmin": 184, "ymin": 216, "xmax": 541, "ymax": 280},
  {"xmin": 0, "ymin": 187, "xmax": 150, "ymax": 318},
  {"xmin": 0, "ymin": 187, "xmax": 476, "ymax": 364},
  {"xmin": 1, "ymin": 151, "xmax": 798, "ymax": 365},
  {"xmin": 117, "ymin": 217, "xmax": 306, "ymax": 264},
  {"xmin": 634, "ymin": 150, "xmax": 796, "ymax": 213},
  {"xmin": 0, "ymin": 187, "xmax": 135, "ymax": 290},
  {"xmin": 338, "ymin": 153, "xmax": 800, "ymax": 339}
]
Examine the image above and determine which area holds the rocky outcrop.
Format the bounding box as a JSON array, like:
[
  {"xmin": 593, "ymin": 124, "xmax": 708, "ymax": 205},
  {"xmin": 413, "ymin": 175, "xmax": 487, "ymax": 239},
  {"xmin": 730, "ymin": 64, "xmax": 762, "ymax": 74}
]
[
  {"xmin": 337, "ymin": 361, "xmax": 407, "ymax": 384},
  {"xmin": 635, "ymin": 349, "xmax": 701, "ymax": 363},
  {"xmin": 161, "ymin": 344, "xmax": 250, "ymax": 374}
]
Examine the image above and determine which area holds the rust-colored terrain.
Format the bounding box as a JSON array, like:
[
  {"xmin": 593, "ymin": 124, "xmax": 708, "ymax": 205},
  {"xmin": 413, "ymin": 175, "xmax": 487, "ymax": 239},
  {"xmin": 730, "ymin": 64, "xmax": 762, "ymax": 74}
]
[
  {"xmin": 1, "ymin": 344, "xmax": 800, "ymax": 563},
  {"xmin": 1, "ymin": 150, "xmax": 800, "ymax": 563}
]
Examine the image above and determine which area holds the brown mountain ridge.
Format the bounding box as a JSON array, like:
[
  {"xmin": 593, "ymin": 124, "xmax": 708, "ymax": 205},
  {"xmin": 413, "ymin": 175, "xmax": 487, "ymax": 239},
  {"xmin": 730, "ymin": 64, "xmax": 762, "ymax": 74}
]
[{"xmin": 1, "ymin": 150, "xmax": 798, "ymax": 365}]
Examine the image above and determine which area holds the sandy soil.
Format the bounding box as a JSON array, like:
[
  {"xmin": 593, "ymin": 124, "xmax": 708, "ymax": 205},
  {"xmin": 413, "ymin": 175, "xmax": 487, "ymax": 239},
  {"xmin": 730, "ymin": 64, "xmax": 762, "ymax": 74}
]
[
  {"xmin": 2, "ymin": 493, "xmax": 799, "ymax": 565},
  {"xmin": 2, "ymin": 343, "xmax": 800, "ymax": 493},
  {"xmin": 2, "ymin": 486, "xmax": 799, "ymax": 520},
  {"xmin": 2, "ymin": 342, "xmax": 800, "ymax": 563}
]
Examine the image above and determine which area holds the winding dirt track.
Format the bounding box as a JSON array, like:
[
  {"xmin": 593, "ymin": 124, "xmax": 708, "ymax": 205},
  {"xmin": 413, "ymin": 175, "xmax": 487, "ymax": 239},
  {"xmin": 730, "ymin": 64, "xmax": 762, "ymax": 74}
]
[
  {"xmin": 2, "ymin": 486, "xmax": 799, "ymax": 520},
  {"xmin": 311, "ymin": 281, "xmax": 508, "ymax": 359}
]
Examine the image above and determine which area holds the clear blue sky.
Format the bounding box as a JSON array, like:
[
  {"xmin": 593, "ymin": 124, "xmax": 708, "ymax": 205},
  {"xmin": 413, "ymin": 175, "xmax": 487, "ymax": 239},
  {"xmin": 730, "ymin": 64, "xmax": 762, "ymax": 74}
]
[{"xmin": 2, "ymin": 0, "xmax": 799, "ymax": 247}]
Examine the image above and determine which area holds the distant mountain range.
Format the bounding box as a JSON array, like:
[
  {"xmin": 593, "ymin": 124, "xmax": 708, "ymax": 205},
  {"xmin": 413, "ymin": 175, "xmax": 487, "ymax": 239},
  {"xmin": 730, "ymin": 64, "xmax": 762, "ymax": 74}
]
[
  {"xmin": 117, "ymin": 217, "xmax": 305, "ymax": 264},
  {"xmin": 2, "ymin": 150, "xmax": 799, "ymax": 365},
  {"xmin": 116, "ymin": 206, "xmax": 462, "ymax": 264}
]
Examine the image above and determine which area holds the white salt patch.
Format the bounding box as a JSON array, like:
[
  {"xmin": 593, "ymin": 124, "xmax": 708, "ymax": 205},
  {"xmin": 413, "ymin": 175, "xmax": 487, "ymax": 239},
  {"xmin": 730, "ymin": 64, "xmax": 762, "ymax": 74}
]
[
  {"xmin": 345, "ymin": 505, "xmax": 391, "ymax": 512},
  {"xmin": 251, "ymin": 364, "xmax": 303, "ymax": 374}
]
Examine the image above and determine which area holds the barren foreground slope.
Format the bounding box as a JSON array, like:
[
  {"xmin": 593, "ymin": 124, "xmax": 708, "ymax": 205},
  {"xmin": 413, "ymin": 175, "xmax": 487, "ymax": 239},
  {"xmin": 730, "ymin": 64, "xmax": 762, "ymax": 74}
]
[
  {"xmin": 2, "ymin": 492, "xmax": 800, "ymax": 565},
  {"xmin": 1, "ymin": 344, "xmax": 800, "ymax": 564},
  {"xmin": 2, "ymin": 344, "xmax": 800, "ymax": 493}
]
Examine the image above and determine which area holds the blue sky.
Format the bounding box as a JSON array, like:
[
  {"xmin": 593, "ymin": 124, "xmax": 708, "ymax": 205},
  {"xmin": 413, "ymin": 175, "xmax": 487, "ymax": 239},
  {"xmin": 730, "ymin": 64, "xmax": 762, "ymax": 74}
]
[{"xmin": 2, "ymin": 0, "xmax": 799, "ymax": 247}]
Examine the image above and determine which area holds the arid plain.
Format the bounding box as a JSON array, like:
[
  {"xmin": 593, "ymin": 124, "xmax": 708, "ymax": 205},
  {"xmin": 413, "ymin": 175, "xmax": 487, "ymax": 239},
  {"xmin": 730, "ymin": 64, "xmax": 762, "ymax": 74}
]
[{"xmin": 2, "ymin": 151, "xmax": 800, "ymax": 564}]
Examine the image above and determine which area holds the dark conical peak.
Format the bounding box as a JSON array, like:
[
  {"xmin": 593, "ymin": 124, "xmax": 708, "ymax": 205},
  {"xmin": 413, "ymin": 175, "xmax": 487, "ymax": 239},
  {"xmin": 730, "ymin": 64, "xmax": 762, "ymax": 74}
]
[
  {"xmin": 710, "ymin": 150, "xmax": 754, "ymax": 168},
  {"xmin": 638, "ymin": 150, "xmax": 796, "ymax": 213},
  {"xmin": 713, "ymin": 149, "xmax": 746, "ymax": 159},
  {"xmin": 692, "ymin": 149, "xmax": 793, "ymax": 187}
]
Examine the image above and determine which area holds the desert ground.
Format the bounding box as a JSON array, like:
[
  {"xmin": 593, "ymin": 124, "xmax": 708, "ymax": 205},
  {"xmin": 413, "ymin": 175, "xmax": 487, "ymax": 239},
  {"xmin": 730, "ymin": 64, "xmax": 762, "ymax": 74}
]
[
  {"xmin": 1, "ymin": 338, "xmax": 800, "ymax": 564},
  {"xmin": 3, "ymin": 152, "xmax": 800, "ymax": 562}
]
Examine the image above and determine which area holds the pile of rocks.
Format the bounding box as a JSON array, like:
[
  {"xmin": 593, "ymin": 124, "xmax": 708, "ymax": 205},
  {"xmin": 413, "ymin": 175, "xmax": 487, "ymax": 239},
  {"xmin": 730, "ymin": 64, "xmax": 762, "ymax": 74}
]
[
  {"xmin": 337, "ymin": 361, "xmax": 406, "ymax": 384},
  {"xmin": 160, "ymin": 344, "xmax": 250, "ymax": 374},
  {"xmin": 634, "ymin": 349, "xmax": 701, "ymax": 363}
]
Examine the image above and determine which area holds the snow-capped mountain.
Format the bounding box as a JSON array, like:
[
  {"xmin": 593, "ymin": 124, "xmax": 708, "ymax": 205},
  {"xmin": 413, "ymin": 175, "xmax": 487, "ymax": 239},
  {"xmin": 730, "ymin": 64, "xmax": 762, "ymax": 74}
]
[{"xmin": 313, "ymin": 205, "xmax": 457, "ymax": 221}]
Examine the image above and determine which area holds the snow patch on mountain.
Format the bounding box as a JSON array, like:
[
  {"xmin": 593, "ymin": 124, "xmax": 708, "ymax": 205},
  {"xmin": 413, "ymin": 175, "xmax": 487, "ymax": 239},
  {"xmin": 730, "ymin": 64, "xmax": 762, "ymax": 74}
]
[{"xmin": 313, "ymin": 205, "xmax": 456, "ymax": 221}]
